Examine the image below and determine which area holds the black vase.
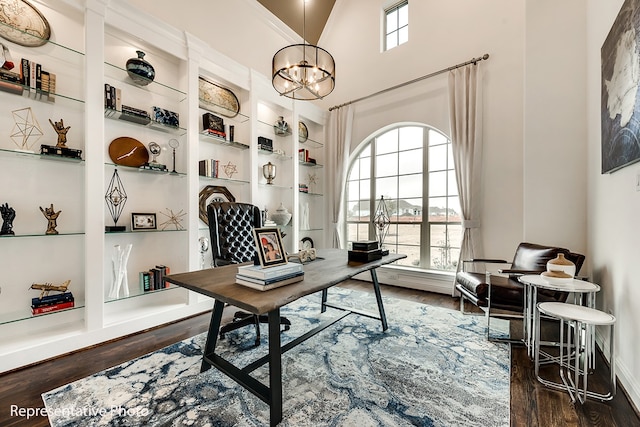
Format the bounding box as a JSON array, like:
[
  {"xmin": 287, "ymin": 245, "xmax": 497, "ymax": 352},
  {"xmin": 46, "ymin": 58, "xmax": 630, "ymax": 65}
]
[{"xmin": 126, "ymin": 50, "xmax": 155, "ymax": 86}]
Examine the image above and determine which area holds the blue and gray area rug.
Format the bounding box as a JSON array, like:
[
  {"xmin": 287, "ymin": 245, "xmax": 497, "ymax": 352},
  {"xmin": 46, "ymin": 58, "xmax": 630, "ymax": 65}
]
[{"xmin": 42, "ymin": 288, "xmax": 510, "ymax": 426}]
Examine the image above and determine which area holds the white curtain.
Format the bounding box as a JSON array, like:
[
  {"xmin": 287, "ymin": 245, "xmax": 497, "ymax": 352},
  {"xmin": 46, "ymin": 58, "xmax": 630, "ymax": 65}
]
[
  {"xmin": 448, "ymin": 63, "xmax": 484, "ymax": 271},
  {"xmin": 327, "ymin": 105, "xmax": 354, "ymax": 248}
]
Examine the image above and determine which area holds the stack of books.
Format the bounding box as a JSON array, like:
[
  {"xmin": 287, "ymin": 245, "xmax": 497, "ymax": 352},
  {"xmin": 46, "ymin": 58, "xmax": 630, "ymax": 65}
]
[
  {"xmin": 236, "ymin": 262, "xmax": 304, "ymax": 291},
  {"xmin": 31, "ymin": 292, "xmax": 75, "ymax": 315},
  {"xmin": 348, "ymin": 240, "xmax": 383, "ymax": 262},
  {"xmin": 140, "ymin": 265, "xmax": 171, "ymax": 292}
]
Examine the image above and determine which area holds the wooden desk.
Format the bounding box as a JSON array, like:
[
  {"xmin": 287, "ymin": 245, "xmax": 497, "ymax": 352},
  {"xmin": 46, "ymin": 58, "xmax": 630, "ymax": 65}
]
[{"xmin": 166, "ymin": 248, "xmax": 405, "ymax": 426}]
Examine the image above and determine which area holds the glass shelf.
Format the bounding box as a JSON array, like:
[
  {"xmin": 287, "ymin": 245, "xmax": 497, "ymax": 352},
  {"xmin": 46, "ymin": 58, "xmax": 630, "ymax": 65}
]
[
  {"xmin": 105, "ymin": 108, "xmax": 187, "ymax": 136},
  {"xmin": 301, "ymin": 138, "xmax": 324, "ymax": 148},
  {"xmin": 258, "ymin": 119, "xmax": 292, "ymax": 137},
  {"xmin": 200, "ymin": 131, "xmax": 249, "ymax": 150},
  {"xmin": 105, "ymin": 284, "xmax": 180, "ymax": 303},
  {"xmin": 258, "ymin": 148, "xmax": 292, "ymax": 160},
  {"xmin": 198, "ymin": 175, "xmax": 250, "ymax": 184},
  {"xmin": 0, "ymin": 21, "xmax": 84, "ymax": 56},
  {"xmin": 260, "ymin": 183, "xmax": 292, "ymax": 190},
  {"xmin": 300, "ymin": 161, "xmax": 323, "ymax": 168},
  {"xmin": 0, "ymin": 84, "xmax": 85, "ymax": 104},
  {"xmin": 0, "ymin": 301, "xmax": 85, "ymax": 326},
  {"xmin": 0, "ymin": 147, "xmax": 85, "ymax": 163},
  {"xmin": 0, "ymin": 231, "xmax": 84, "ymax": 239},
  {"xmin": 104, "ymin": 62, "xmax": 186, "ymax": 102},
  {"xmin": 299, "ymin": 191, "xmax": 323, "ymax": 197},
  {"xmin": 199, "ymin": 99, "xmax": 249, "ymax": 123},
  {"xmin": 300, "ymin": 227, "xmax": 324, "ymax": 232},
  {"xmin": 104, "ymin": 228, "xmax": 187, "ymax": 235},
  {"xmin": 105, "ymin": 162, "xmax": 187, "ymax": 176}
]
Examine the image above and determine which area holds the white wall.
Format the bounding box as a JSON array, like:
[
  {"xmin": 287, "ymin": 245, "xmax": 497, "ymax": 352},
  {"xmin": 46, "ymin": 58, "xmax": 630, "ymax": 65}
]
[{"xmin": 587, "ymin": 0, "xmax": 640, "ymax": 410}]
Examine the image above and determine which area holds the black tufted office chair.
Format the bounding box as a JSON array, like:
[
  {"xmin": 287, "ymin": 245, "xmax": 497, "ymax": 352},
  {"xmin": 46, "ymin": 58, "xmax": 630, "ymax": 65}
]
[{"xmin": 207, "ymin": 201, "xmax": 290, "ymax": 346}]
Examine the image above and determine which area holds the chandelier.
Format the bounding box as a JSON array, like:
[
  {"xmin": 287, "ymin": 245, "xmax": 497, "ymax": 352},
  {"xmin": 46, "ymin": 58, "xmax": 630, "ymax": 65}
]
[{"xmin": 272, "ymin": 1, "xmax": 335, "ymax": 100}]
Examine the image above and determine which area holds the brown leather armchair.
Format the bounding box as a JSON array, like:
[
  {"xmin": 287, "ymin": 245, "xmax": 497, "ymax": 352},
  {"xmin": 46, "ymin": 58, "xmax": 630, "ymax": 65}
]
[{"xmin": 455, "ymin": 242, "xmax": 585, "ymax": 341}]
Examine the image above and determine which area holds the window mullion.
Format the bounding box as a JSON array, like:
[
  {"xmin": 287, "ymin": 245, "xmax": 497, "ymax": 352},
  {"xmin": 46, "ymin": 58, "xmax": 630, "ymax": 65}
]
[{"xmin": 421, "ymin": 129, "xmax": 430, "ymax": 268}]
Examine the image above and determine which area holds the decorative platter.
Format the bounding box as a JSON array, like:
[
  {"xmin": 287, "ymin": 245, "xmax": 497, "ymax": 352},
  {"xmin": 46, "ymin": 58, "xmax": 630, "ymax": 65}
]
[
  {"xmin": 108, "ymin": 137, "xmax": 149, "ymax": 167},
  {"xmin": 198, "ymin": 77, "xmax": 240, "ymax": 118},
  {"xmin": 298, "ymin": 121, "xmax": 308, "ymax": 143},
  {"xmin": 0, "ymin": 0, "xmax": 51, "ymax": 47}
]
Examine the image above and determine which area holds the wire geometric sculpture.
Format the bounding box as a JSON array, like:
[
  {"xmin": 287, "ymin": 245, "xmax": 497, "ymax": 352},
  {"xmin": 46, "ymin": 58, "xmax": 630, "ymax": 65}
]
[
  {"xmin": 158, "ymin": 208, "xmax": 186, "ymax": 231},
  {"xmin": 11, "ymin": 107, "xmax": 43, "ymax": 150},
  {"xmin": 105, "ymin": 168, "xmax": 127, "ymax": 231},
  {"xmin": 373, "ymin": 195, "xmax": 391, "ymax": 252}
]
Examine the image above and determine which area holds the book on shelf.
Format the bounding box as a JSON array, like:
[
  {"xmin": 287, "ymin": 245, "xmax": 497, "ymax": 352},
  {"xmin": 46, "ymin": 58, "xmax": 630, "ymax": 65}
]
[
  {"xmin": 140, "ymin": 265, "xmax": 171, "ymax": 291},
  {"xmin": 235, "ymin": 272, "xmax": 304, "ymax": 291},
  {"xmin": 237, "ymin": 262, "xmax": 303, "ymax": 280},
  {"xmin": 202, "ymin": 128, "xmax": 227, "ymax": 139},
  {"xmin": 198, "ymin": 159, "xmax": 219, "ymax": 178},
  {"xmin": 32, "ymin": 300, "xmax": 75, "ymax": 315},
  {"xmin": 31, "ymin": 291, "xmax": 74, "ymax": 308}
]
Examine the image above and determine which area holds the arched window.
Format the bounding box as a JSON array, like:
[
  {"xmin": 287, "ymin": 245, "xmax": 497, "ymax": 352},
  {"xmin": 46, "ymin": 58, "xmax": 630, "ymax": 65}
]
[{"xmin": 345, "ymin": 125, "xmax": 461, "ymax": 271}]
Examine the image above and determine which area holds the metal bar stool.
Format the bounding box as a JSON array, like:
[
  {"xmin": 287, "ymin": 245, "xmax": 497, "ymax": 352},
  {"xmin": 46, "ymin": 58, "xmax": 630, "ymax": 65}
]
[{"xmin": 535, "ymin": 302, "xmax": 616, "ymax": 403}]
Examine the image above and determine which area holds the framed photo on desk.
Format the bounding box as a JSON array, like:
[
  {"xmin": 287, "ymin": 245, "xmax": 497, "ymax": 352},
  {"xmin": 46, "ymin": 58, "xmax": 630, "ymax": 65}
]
[{"xmin": 253, "ymin": 227, "xmax": 287, "ymax": 267}]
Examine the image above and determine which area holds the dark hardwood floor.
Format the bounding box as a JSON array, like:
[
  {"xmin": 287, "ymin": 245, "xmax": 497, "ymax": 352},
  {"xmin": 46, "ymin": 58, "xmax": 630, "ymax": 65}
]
[{"xmin": 1, "ymin": 280, "xmax": 638, "ymax": 426}]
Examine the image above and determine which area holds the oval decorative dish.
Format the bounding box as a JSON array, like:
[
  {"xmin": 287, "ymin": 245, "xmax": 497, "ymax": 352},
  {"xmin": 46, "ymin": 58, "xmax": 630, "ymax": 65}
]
[{"xmin": 198, "ymin": 77, "xmax": 240, "ymax": 118}]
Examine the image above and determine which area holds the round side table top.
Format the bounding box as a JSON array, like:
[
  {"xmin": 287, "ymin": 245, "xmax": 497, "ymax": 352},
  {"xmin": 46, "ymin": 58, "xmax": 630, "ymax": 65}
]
[
  {"xmin": 537, "ymin": 302, "xmax": 616, "ymax": 325},
  {"xmin": 519, "ymin": 274, "xmax": 601, "ymax": 293}
]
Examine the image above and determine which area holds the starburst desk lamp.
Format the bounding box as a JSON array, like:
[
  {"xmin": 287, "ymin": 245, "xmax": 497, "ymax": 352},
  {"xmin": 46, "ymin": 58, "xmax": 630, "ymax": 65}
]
[{"xmin": 105, "ymin": 169, "xmax": 127, "ymax": 232}]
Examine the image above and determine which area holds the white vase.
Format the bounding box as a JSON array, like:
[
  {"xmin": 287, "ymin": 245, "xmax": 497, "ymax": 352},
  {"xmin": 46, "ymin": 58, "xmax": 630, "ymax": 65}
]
[
  {"xmin": 546, "ymin": 253, "xmax": 576, "ymax": 278},
  {"xmin": 271, "ymin": 203, "xmax": 292, "ymax": 226}
]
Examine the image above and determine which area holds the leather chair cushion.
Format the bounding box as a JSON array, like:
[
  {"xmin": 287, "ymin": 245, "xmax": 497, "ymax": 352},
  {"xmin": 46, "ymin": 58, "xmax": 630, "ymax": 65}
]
[{"xmin": 207, "ymin": 202, "xmax": 260, "ymax": 265}]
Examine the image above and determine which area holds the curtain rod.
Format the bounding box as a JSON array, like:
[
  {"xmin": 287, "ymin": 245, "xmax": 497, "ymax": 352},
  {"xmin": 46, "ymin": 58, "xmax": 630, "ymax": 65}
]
[{"xmin": 328, "ymin": 53, "xmax": 489, "ymax": 112}]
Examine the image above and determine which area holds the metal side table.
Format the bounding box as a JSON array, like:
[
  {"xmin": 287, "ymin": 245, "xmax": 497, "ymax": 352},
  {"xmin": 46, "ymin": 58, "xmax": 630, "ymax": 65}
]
[{"xmin": 536, "ymin": 302, "xmax": 616, "ymax": 403}]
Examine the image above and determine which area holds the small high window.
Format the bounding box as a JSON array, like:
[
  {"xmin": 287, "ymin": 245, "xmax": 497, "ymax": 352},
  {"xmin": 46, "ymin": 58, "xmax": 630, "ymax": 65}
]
[{"xmin": 385, "ymin": 1, "xmax": 408, "ymax": 51}]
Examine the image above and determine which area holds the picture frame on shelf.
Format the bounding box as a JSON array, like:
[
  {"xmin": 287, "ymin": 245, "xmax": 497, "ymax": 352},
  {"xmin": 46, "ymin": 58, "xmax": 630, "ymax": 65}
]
[
  {"xmin": 131, "ymin": 213, "xmax": 157, "ymax": 230},
  {"xmin": 253, "ymin": 227, "xmax": 287, "ymax": 268}
]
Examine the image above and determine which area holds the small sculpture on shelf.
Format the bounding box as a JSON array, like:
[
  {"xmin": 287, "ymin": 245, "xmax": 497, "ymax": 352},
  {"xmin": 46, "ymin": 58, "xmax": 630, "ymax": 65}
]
[
  {"xmin": 39, "ymin": 203, "xmax": 61, "ymax": 235},
  {"xmin": 30, "ymin": 279, "xmax": 70, "ymax": 299},
  {"xmin": 159, "ymin": 208, "xmax": 186, "ymax": 231},
  {"xmin": 0, "ymin": 202, "xmax": 16, "ymax": 235},
  {"xmin": 274, "ymin": 116, "xmax": 288, "ymax": 135},
  {"xmin": 109, "ymin": 244, "xmax": 132, "ymax": 299},
  {"xmin": 49, "ymin": 118, "xmax": 70, "ymax": 148},
  {"xmin": 142, "ymin": 142, "xmax": 167, "ymax": 171},
  {"xmin": 168, "ymin": 138, "xmax": 179, "ymax": 174},
  {"xmin": 41, "ymin": 118, "xmax": 82, "ymax": 159},
  {"xmin": 105, "ymin": 169, "xmax": 127, "ymax": 232},
  {"xmin": 11, "ymin": 107, "xmax": 43, "ymax": 151}
]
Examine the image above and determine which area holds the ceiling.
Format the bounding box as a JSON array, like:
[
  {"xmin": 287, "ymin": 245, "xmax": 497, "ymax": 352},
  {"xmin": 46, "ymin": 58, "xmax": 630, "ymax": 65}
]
[{"xmin": 256, "ymin": 0, "xmax": 336, "ymax": 45}]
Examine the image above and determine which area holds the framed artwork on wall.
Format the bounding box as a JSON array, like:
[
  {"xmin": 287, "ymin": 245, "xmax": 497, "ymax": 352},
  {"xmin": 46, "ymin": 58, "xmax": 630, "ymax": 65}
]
[{"xmin": 601, "ymin": 0, "xmax": 640, "ymax": 173}]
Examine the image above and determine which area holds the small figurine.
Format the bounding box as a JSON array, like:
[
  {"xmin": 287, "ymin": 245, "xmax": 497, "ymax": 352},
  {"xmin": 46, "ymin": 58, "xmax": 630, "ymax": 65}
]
[
  {"xmin": 39, "ymin": 203, "xmax": 61, "ymax": 235},
  {"xmin": 30, "ymin": 279, "xmax": 71, "ymax": 299},
  {"xmin": 49, "ymin": 118, "xmax": 70, "ymax": 148},
  {"xmin": 0, "ymin": 203, "xmax": 15, "ymax": 235}
]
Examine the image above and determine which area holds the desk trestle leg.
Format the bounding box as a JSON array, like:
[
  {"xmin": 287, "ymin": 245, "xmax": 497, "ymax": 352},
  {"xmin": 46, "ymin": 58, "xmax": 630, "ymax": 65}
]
[{"xmin": 201, "ymin": 299, "xmax": 225, "ymax": 372}]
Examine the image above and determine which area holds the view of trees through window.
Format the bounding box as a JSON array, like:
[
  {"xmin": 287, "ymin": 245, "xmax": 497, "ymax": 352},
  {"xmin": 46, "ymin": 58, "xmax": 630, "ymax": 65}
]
[{"xmin": 345, "ymin": 125, "xmax": 462, "ymax": 271}]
